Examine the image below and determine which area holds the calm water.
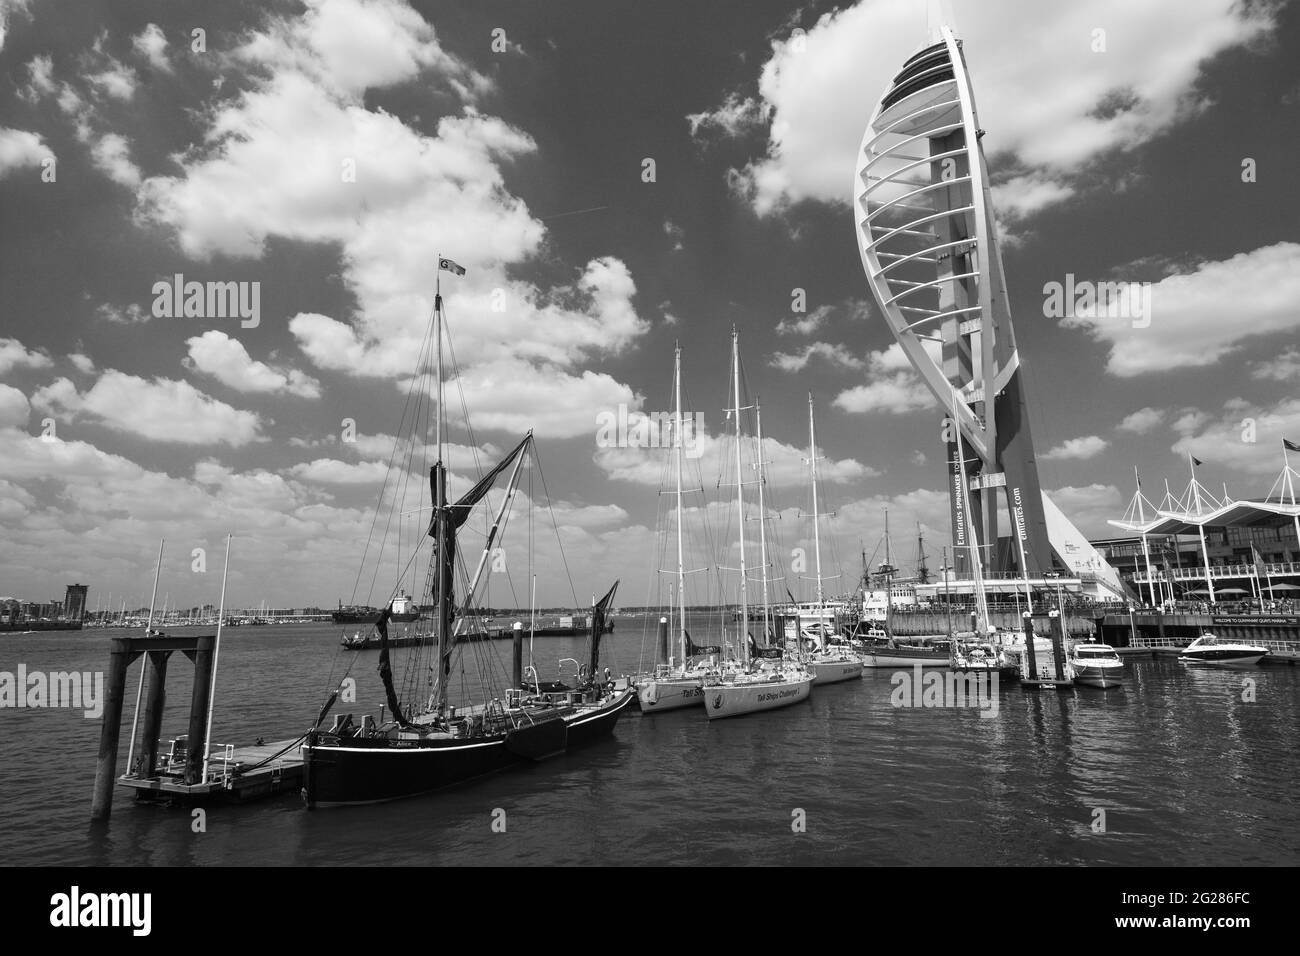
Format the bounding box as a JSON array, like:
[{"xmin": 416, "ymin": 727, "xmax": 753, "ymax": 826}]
[{"xmin": 1, "ymin": 616, "xmax": 1298, "ymax": 866}]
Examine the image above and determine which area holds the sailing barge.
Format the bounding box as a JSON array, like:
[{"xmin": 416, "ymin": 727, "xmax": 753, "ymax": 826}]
[{"xmin": 302, "ymin": 261, "xmax": 632, "ymax": 807}]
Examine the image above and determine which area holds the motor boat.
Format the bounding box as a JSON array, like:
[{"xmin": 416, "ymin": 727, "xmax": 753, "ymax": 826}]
[
  {"xmin": 1069, "ymin": 642, "xmax": 1124, "ymax": 688},
  {"xmin": 1179, "ymin": 633, "xmax": 1268, "ymax": 668}
]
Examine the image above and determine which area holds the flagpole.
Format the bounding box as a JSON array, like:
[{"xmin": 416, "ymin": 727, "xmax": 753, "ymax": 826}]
[{"xmin": 1189, "ymin": 453, "xmax": 1215, "ymax": 604}]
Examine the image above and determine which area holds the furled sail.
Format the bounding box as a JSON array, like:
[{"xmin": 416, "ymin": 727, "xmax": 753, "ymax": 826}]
[
  {"xmin": 425, "ymin": 434, "xmax": 533, "ymax": 678},
  {"xmin": 588, "ymin": 579, "xmax": 620, "ymax": 680},
  {"xmin": 373, "ymin": 606, "xmax": 408, "ymax": 725}
]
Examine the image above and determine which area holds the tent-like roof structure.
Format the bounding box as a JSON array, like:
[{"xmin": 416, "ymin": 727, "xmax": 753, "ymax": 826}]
[{"xmin": 1110, "ymin": 496, "xmax": 1300, "ymax": 536}]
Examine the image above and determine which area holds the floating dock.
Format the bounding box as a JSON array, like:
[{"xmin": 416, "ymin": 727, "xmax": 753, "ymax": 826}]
[{"xmin": 118, "ymin": 736, "xmax": 304, "ymax": 805}]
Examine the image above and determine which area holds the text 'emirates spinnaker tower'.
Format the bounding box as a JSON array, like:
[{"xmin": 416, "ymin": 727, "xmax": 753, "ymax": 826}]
[{"xmin": 855, "ymin": 23, "xmax": 1071, "ymax": 578}]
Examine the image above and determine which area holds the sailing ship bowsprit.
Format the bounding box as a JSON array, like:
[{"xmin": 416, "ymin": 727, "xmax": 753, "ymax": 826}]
[{"xmin": 302, "ymin": 261, "xmax": 633, "ymax": 807}]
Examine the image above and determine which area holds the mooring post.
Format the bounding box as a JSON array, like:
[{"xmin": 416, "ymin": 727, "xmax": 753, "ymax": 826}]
[
  {"xmin": 90, "ymin": 637, "xmax": 132, "ymax": 821},
  {"xmin": 1023, "ymin": 614, "xmax": 1038, "ymax": 681},
  {"xmin": 184, "ymin": 635, "xmax": 215, "ymax": 785},
  {"xmin": 138, "ymin": 650, "xmax": 171, "ymax": 778},
  {"xmin": 512, "ymin": 621, "xmax": 523, "ymax": 688},
  {"xmin": 1050, "ymin": 611, "xmax": 1067, "ymax": 681},
  {"xmin": 657, "ymin": 616, "xmax": 668, "ymax": 664}
]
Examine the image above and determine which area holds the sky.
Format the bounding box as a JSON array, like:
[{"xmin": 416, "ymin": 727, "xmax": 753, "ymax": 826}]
[{"xmin": 1, "ymin": 0, "xmax": 1298, "ymax": 611}]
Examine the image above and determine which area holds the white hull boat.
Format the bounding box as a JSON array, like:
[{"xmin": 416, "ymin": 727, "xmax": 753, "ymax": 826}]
[
  {"xmin": 1070, "ymin": 643, "xmax": 1124, "ymax": 688},
  {"xmin": 808, "ymin": 655, "xmax": 864, "ymax": 684},
  {"xmin": 1180, "ymin": 634, "xmax": 1268, "ymax": 668},
  {"xmin": 704, "ymin": 667, "xmax": 813, "ymax": 720},
  {"xmin": 636, "ymin": 674, "xmax": 705, "ymax": 712}
]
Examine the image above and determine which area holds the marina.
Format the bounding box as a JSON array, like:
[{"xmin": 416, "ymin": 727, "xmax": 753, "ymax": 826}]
[{"xmin": 1, "ymin": 0, "xmax": 1298, "ymax": 887}]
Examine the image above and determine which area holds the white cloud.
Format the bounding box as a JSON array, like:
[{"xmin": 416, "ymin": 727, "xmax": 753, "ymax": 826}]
[
  {"xmin": 32, "ymin": 370, "xmax": 263, "ymax": 446},
  {"xmin": 185, "ymin": 331, "xmax": 321, "ymax": 398},
  {"xmin": 0, "ymin": 383, "xmax": 30, "ymax": 427},
  {"xmin": 287, "ymin": 457, "xmax": 388, "ymax": 484},
  {"xmin": 1063, "ymin": 243, "xmax": 1300, "ymax": 377},
  {"xmin": 991, "ymin": 173, "xmax": 1076, "ymax": 221},
  {"xmin": 833, "ymin": 341, "xmax": 940, "ymax": 415},
  {"xmin": 68, "ymin": 353, "xmax": 95, "ymax": 374},
  {"xmin": 687, "ymin": 92, "xmax": 768, "ymax": 138},
  {"xmin": 663, "ymin": 219, "xmax": 684, "ymax": 252},
  {"xmin": 446, "ymin": 360, "xmax": 639, "ymax": 439},
  {"xmin": 1252, "ymin": 349, "xmax": 1300, "ymax": 382},
  {"xmin": 95, "ymin": 302, "xmax": 149, "ymax": 324},
  {"xmin": 775, "ymin": 304, "xmax": 832, "ymax": 337},
  {"xmin": 89, "ymin": 132, "xmax": 141, "ymax": 187},
  {"xmin": 1117, "ymin": 406, "xmax": 1165, "ymax": 434},
  {"xmin": 769, "ymin": 341, "xmax": 864, "ymax": 373},
  {"xmin": 1042, "ymin": 435, "xmax": 1109, "ymax": 460},
  {"xmin": 21, "ymin": 53, "xmax": 54, "ymax": 99},
  {"xmin": 236, "ymin": 0, "xmax": 489, "ymax": 100},
  {"xmin": 136, "ymin": 1, "xmax": 649, "ymax": 410},
  {"xmin": 131, "ymin": 23, "xmax": 171, "ymax": 72},
  {"xmin": 595, "ymin": 422, "xmax": 875, "ymax": 490},
  {"xmin": 0, "ymin": 126, "xmax": 49, "ymax": 178},
  {"xmin": 702, "ymin": 0, "xmax": 1278, "ymax": 218},
  {"xmin": 0, "ymin": 0, "xmax": 31, "ymax": 53},
  {"xmin": 0, "ymin": 337, "xmax": 53, "ymax": 375},
  {"xmin": 1171, "ymin": 397, "xmax": 1300, "ymax": 476}
]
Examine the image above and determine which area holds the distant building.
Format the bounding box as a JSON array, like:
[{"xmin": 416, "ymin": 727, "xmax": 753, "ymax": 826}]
[{"xmin": 64, "ymin": 584, "xmax": 89, "ymax": 620}]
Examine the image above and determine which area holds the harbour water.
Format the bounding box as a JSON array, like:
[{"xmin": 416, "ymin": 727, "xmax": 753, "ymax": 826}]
[{"xmin": 1, "ymin": 617, "xmax": 1297, "ymax": 866}]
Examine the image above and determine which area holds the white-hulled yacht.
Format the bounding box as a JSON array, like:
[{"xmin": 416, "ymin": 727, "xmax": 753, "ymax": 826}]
[{"xmin": 1069, "ymin": 641, "xmax": 1124, "ymax": 687}]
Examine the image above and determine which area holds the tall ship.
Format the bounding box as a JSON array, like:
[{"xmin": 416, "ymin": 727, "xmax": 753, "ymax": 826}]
[{"xmin": 302, "ymin": 260, "xmax": 633, "ymax": 807}]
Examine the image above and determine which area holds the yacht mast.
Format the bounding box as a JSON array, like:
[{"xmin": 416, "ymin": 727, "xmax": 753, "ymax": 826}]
[
  {"xmin": 808, "ymin": 393, "xmax": 824, "ymax": 610},
  {"xmin": 731, "ymin": 327, "xmax": 749, "ymax": 666},
  {"xmin": 673, "ymin": 342, "xmax": 687, "ymax": 664},
  {"xmin": 755, "ymin": 401, "xmax": 771, "ymax": 643}
]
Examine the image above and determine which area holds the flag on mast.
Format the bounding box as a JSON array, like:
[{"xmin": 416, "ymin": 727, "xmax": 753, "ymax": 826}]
[
  {"xmin": 438, "ymin": 257, "xmax": 466, "ymax": 276},
  {"xmin": 1191, "ymin": 456, "xmax": 1203, "ymax": 467},
  {"xmin": 1285, "ymin": 438, "xmax": 1300, "ymax": 453}
]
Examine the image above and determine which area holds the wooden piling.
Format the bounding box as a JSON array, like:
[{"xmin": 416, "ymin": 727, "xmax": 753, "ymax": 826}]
[
  {"xmin": 1050, "ymin": 613, "xmax": 1067, "ymax": 681},
  {"xmin": 138, "ymin": 650, "xmax": 171, "ymax": 778},
  {"xmin": 1023, "ymin": 615, "xmax": 1039, "ymax": 679},
  {"xmin": 183, "ymin": 635, "xmax": 215, "ymax": 785},
  {"xmin": 90, "ymin": 638, "xmax": 132, "ymax": 821}
]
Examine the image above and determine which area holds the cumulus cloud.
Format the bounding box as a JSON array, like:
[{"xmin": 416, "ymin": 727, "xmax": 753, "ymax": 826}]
[
  {"xmin": 32, "ymin": 370, "xmax": 263, "ymax": 446},
  {"xmin": 1062, "ymin": 243, "xmax": 1300, "ymax": 377},
  {"xmin": 134, "ymin": 0, "xmax": 649, "ymax": 434},
  {"xmin": 0, "ymin": 126, "xmax": 49, "ymax": 178},
  {"xmin": 833, "ymin": 341, "xmax": 940, "ymax": 415},
  {"xmin": 0, "ymin": 337, "xmax": 53, "ymax": 375},
  {"xmin": 185, "ymin": 331, "xmax": 321, "ymax": 398},
  {"xmin": 1117, "ymin": 406, "xmax": 1165, "ymax": 434},
  {"xmin": 1171, "ymin": 397, "xmax": 1300, "ymax": 476},
  {"xmin": 0, "ymin": 383, "xmax": 31, "ymax": 427},
  {"xmin": 769, "ymin": 342, "xmax": 864, "ymax": 373},
  {"xmin": 287, "ymin": 457, "xmax": 388, "ymax": 484},
  {"xmin": 1042, "ymin": 435, "xmax": 1109, "ymax": 460},
  {"xmin": 696, "ymin": 0, "xmax": 1278, "ymax": 218},
  {"xmin": 131, "ymin": 23, "xmax": 171, "ymax": 72},
  {"xmin": 1252, "ymin": 349, "xmax": 1300, "ymax": 382}
]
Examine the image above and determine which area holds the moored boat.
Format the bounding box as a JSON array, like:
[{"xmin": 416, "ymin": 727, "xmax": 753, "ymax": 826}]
[
  {"xmin": 302, "ymin": 262, "xmax": 633, "ymax": 807},
  {"xmin": 1070, "ymin": 642, "xmax": 1124, "ymax": 687},
  {"xmin": 1179, "ymin": 633, "xmax": 1269, "ymax": 668}
]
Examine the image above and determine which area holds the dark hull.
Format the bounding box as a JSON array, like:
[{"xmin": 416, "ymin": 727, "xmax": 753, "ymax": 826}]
[{"xmin": 302, "ymin": 690, "xmax": 633, "ymax": 807}]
